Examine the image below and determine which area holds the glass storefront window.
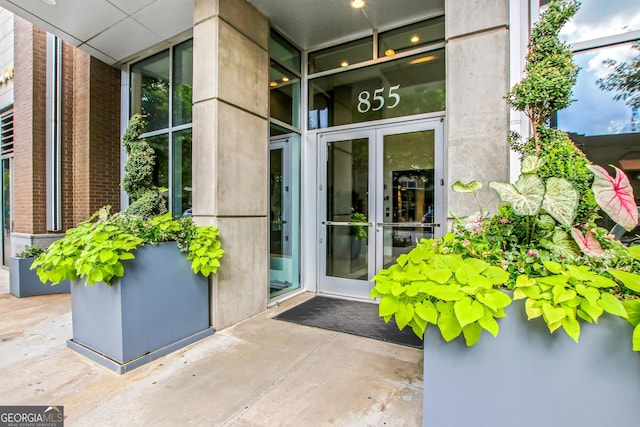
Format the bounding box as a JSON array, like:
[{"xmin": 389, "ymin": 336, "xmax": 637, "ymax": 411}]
[
  {"xmin": 309, "ymin": 37, "xmax": 374, "ymax": 74},
  {"xmin": 172, "ymin": 129, "xmax": 192, "ymax": 217},
  {"xmin": 379, "ymin": 16, "xmax": 445, "ymax": 57},
  {"xmin": 129, "ymin": 41, "xmax": 193, "ymax": 218},
  {"xmin": 130, "ymin": 50, "xmax": 170, "ymax": 133},
  {"xmin": 557, "ymin": 42, "xmax": 640, "ymax": 232},
  {"xmin": 270, "ymin": 31, "xmax": 301, "ymax": 72},
  {"xmin": 269, "ymin": 62, "xmax": 300, "ymax": 127},
  {"xmin": 173, "ymin": 40, "xmax": 193, "ymax": 126},
  {"xmin": 555, "ymin": 0, "xmax": 640, "ymax": 44},
  {"xmin": 308, "ymin": 49, "xmax": 445, "ymax": 129}
]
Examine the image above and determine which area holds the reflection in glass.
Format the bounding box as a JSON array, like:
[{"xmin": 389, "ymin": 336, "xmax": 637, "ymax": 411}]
[
  {"xmin": 130, "ymin": 50, "xmax": 170, "ymax": 132},
  {"xmin": 382, "ymin": 130, "xmax": 435, "ymax": 268},
  {"xmin": 326, "ymin": 138, "xmax": 369, "ymax": 279},
  {"xmin": 270, "ymin": 31, "xmax": 301, "ymax": 72},
  {"xmin": 172, "ymin": 129, "xmax": 192, "ymax": 217},
  {"xmin": 269, "ymin": 132, "xmax": 301, "ymax": 298},
  {"xmin": 173, "ymin": 40, "xmax": 193, "ymax": 126},
  {"xmin": 269, "ymin": 62, "xmax": 300, "ymax": 127},
  {"xmin": 379, "ymin": 16, "xmax": 445, "ymax": 57},
  {"xmin": 557, "ymin": 43, "xmax": 640, "ymax": 230},
  {"xmin": 552, "ymin": 0, "xmax": 640, "ymax": 45},
  {"xmin": 309, "ymin": 50, "xmax": 445, "ymax": 129},
  {"xmin": 145, "ymin": 134, "xmax": 169, "ymax": 207},
  {"xmin": 2, "ymin": 158, "xmax": 10, "ymax": 266},
  {"xmin": 309, "ymin": 37, "xmax": 373, "ymax": 74}
]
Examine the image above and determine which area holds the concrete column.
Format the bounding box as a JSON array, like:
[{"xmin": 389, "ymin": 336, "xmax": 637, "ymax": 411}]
[
  {"xmin": 192, "ymin": 0, "xmax": 269, "ymax": 329},
  {"xmin": 446, "ymin": 0, "xmax": 511, "ymax": 217}
]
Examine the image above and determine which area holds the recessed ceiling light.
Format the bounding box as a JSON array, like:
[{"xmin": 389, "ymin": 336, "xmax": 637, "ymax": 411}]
[
  {"xmin": 340, "ymin": 61, "xmax": 349, "ymax": 67},
  {"xmin": 282, "ymin": 76, "xmax": 290, "ymax": 82},
  {"xmin": 350, "ymin": 0, "xmax": 365, "ymax": 9},
  {"xmin": 385, "ymin": 49, "xmax": 396, "ymax": 56},
  {"xmin": 269, "ymin": 81, "xmax": 278, "ymax": 87},
  {"xmin": 409, "ymin": 55, "xmax": 436, "ymax": 65},
  {"xmin": 42, "ymin": 0, "xmax": 56, "ymax": 4},
  {"xmin": 410, "ymin": 35, "xmax": 420, "ymax": 43}
]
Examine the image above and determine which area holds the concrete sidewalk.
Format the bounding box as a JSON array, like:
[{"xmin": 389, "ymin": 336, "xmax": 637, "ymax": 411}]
[{"xmin": 0, "ymin": 269, "xmax": 423, "ymax": 426}]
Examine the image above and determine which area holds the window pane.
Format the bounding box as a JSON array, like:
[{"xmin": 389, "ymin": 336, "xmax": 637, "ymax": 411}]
[
  {"xmin": 557, "ymin": 43, "xmax": 640, "ymax": 231},
  {"xmin": 308, "ymin": 49, "xmax": 445, "ymax": 129},
  {"xmin": 555, "ymin": 0, "xmax": 640, "ymax": 44},
  {"xmin": 270, "ymin": 31, "xmax": 300, "ymax": 72},
  {"xmin": 309, "ymin": 37, "xmax": 373, "ymax": 74},
  {"xmin": 379, "ymin": 16, "xmax": 445, "ymax": 57},
  {"xmin": 557, "ymin": 44, "xmax": 639, "ymax": 135},
  {"xmin": 130, "ymin": 50, "xmax": 170, "ymax": 132},
  {"xmin": 269, "ymin": 62, "xmax": 300, "ymax": 127},
  {"xmin": 145, "ymin": 134, "xmax": 169, "ymax": 199},
  {"xmin": 173, "ymin": 40, "xmax": 193, "ymax": 126},
  {"xmin": 172, "ymin": 129, "xmax": 192, "ymax": 217}
]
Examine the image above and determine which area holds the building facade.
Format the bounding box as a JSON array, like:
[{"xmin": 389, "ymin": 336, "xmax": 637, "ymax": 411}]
[{"xmin": 0, "ymin": 0, "xmax": 637, "ymax": 331}]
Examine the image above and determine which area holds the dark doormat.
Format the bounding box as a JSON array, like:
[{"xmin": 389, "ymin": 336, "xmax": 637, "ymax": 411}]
[{"xmin": 274, "ymin": 295, "xmax": 423, "ymax": 349}]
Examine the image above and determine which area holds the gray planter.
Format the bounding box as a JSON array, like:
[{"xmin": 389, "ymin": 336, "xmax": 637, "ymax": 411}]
[
  {"xmin": 67, "ymin": 243, "xmax": 213, "ymax": 374},
  {"xmin": 423, "ymin": 299, "xmax": 640, "ymax": 427},
  {"xmin": 9, "ymin": 256, "xmax": 70, "ymax": 297}
]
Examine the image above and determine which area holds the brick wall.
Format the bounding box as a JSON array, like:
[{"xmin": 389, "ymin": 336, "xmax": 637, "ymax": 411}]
[
  {"xmin": 14, "ymin": 16, "xmax": 121, "ymax": 233},
  {"xmin": 72, "ymin": 51, "xmax": 121, "ymax": 223},
  {"xmin": 13, "ymin": 16, "xmax": 47, "ymax": 234}
]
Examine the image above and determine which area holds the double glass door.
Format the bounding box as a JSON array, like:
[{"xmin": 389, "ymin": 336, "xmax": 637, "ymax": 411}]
[{"xmin": 319, "ymin": 119, "xmax": 444, "ymax": 298}]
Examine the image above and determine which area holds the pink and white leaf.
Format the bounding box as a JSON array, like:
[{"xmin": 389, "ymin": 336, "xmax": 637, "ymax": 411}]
[
  {"xmin": 571, "ymin": 228, "xmax": 605, "ymax": 256},
  {"xmin": 587, "ymin": 164, "xmax": 638, "ymax": 231}
]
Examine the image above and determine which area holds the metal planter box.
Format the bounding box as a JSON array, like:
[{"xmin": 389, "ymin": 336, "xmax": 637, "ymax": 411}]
[
  {"xmin": 9, "ymin": 256, "xmax": 70, "ymax": 297},
  {"xmin": 68, "ymin": 243, "xmax": 213, "ymax": 374},
  {"xmin": 423, "ymin": 300, "xmax": 640, "ymax": 427}
]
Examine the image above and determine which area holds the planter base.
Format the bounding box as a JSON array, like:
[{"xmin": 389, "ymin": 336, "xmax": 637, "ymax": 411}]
[{"xmin": 67, "ymin": 327, "xmax": 215, "ymax": 374}]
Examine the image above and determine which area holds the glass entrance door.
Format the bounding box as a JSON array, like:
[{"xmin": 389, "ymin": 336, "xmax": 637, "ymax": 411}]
[
  {"xmin": 1, "ymin": 156, "xmax": 11, "ymax": 266},
  {"xmin": 269, "ymin": 135, "xmax": 301, "ymax": 297},
  {"xmin": 319, "ymin": 119, "xmax": 443, "ymax": 298}
]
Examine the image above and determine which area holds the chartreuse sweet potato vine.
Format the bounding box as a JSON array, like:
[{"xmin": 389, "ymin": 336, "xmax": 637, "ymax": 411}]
[
  {"xmin": 370, "ymin": 236, "xmax": 512, "ymax": 346},
  {"xmin": 32, "ymin": 209, "xmax": 224, "ymax": 286}
]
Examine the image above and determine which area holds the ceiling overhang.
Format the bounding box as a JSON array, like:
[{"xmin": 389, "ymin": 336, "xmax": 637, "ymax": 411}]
[{"xmin": 0, "ymin": 0, "xmax": 444, "ymax": 66}]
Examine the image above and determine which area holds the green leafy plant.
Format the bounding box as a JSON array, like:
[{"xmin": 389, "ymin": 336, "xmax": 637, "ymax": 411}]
[
  {"xmin": 15, "ymin": 245, "xmax": 45, "ymax": 259},
  {"xmin": 32, "ymin": 114, "xmax": 225, "ymax": 286},
  {"xmin": 370, "ymin": 0, "xmax": 640, "ymax": 351},
  {"xmin": 351, "ymin": 211, "xmax": 368, "ymax": 240},
  {"xmin": 32, "ymin": 209, "xmax": 224, "ymax": 286}
]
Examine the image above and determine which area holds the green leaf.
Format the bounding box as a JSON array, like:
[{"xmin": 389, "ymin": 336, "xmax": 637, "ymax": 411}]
[
  {"xmin": 437, "ymin": 309, "xmax": 462, "ymax": 342},
  {"xmin": 521, "ymin": 155, "xmax": 545, "ymax": 174},
  {"xmin": 515, "ymin": 275, "xmax": 537, "ymax": 287},
  {"xmin": 580, "ymin": 299, "xmax": 604, "ymax": 323},
  {"xmin": 482, "ymin": 291, "xmax": 512, "ymax": 310},
  {"xmin": 542, "ymin": 302, "xmax": 566, "ymax": 324},
  {"xmin": 415, "ymin": 301, "xmax": 438, "ymax": 324},
  {"xmin": 561, "ymin": 316, "xmax": 580, "ymax": 343},
  {"xmin": 552, "ymin": 285, "xmax": 575, "ymax": 304},
  {"xmin": 627, "ymin": 246, "xmax": 640, "ymax": 261},
  {"xmin": 539, "ymin": 229, "xmax": 580, "ymax": 262},
  {"xmin": 634, "ymin": 324, "xmax": 640, "ymax": 351},
  {"xmin": 454, "ymin": 297, "xmax": 484, "ymax": 328},
  {"xmin": 462, "ymin": 322, "xmax": 483, "ymax": 347},
  {"xmin": 525, "ymin": 298, "xmax": 543, "ymax": 320},
  {"xmin": 598, "ymin": 293, "xmax": 628, "ymax": 318},
  {"xmin": 427, "ymin": 268, "xmax": 452, "ymax": 284},
  {"xmin": 478, "ymin": 309, "xmax": 500, "ymax": 337},
  {"xmin": 395, "ymin": 303, "xmax": 414, "ymax": 330},
  {"xmin": 429, "ymin": 285, "xmax": 465, "ymax": 301},
  {"xmin": 541, "ymin": 177, "xmax": 578, "ymax": 226},
  {"xmin": 622, "ymin": 300, "xmax": 640, "ymax": 326},
  {"xmin": 542, "ymin": 260, "xmax": 563, "ymax": 274},
  {"xmin": 608, "ymin": 270, "xmax": 640, "ymax": 293},
  {"xmin": 99, "ymin": 250, "xmax": 114, "ymax": 263},
  {"xmin": 452, "ymin": 180, "xmax": 482, "ymax": 194},
  {"xmin": 482, "ymin": 266, "xmax": 510, "ymax": 285},
  {"xmin": 489, "ymin": 174, "xmax": 545, "ymax": 216},
  {"xmin": 575, "ymin": 285, "xmax": 600, "ymax": 306},
  {"xmin": 379, "ymin": 296, "xmax": 399, "ymax": 317},
  {"xmin": 588, "ymin": 276, "xmax": 618, "ymax": 288}
]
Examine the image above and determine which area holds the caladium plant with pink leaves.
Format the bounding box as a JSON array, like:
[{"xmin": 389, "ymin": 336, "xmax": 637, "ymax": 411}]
[{"xmin": 587, "ymin": 164, "xmax": 638, "ymax": 232}]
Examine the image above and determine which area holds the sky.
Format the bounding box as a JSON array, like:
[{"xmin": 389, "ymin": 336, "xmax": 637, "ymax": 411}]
[{"xmin": 553, "ymin": 0, "xmax": 640, "ymax": 136}]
